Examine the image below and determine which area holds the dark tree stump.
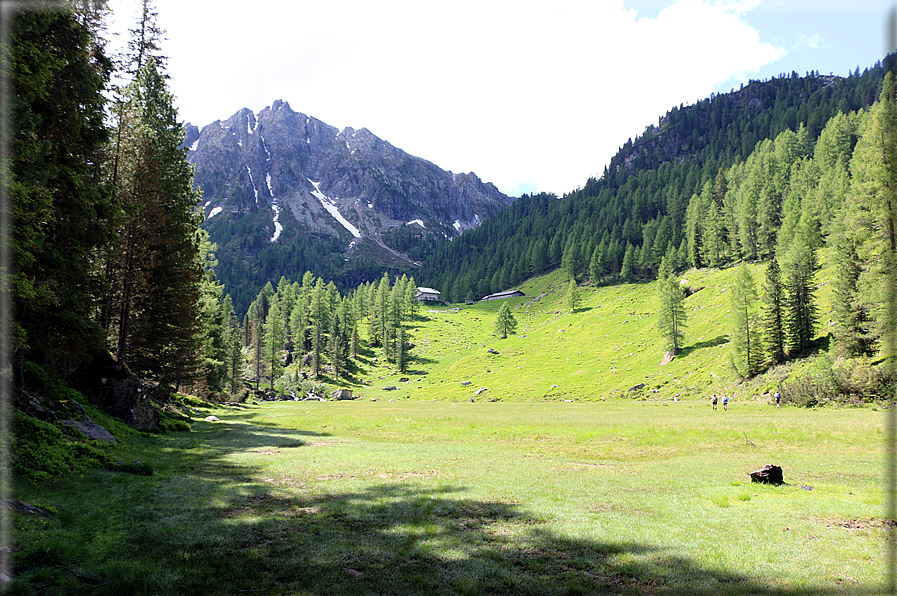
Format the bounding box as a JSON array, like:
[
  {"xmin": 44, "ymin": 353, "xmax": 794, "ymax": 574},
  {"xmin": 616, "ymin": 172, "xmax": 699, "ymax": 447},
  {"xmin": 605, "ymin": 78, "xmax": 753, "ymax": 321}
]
[{"xmin": 749, "ymin": 464, "xmax": 784, "ymax": 485}]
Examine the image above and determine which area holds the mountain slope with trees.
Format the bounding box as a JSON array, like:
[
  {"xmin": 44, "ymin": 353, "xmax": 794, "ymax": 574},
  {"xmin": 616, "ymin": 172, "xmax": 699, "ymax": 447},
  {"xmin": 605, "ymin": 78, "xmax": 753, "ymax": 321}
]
[{"xmin": 416, "ymin": 58, "xmax": 897, "ymax": 304}]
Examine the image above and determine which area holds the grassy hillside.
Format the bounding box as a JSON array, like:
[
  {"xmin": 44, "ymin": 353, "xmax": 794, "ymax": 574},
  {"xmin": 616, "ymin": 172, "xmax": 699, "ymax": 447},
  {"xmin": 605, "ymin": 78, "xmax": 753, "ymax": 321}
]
[{"xmin": 340, "ymin": 256, "xmax": 838, "ymax": 405}]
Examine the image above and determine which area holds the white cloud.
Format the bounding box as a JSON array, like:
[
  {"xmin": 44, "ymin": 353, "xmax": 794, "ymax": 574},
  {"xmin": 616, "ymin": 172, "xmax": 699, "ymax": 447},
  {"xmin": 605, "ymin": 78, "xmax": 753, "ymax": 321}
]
[{"xmin": 109, "ymin": 0, "xmax": 785, "ymax": 195}]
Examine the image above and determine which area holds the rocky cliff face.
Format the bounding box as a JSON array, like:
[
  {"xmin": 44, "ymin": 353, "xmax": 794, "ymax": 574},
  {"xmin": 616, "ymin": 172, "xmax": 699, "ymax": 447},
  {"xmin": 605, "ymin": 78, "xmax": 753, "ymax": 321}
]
[{"xmin": 186, "ymin": 100, "xmax": 514, "ymax": 264}]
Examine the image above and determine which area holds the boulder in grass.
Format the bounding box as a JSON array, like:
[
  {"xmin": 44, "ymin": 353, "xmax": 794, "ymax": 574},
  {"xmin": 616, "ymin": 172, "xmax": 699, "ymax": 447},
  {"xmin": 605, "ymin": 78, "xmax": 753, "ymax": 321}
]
[
  {"xmin": 60, "ymin": 418, "xmax": 117, "ymax": 443},
  {"xmin": 331, "ymin": 389, "xmax": 354, "ymax": 401},
  {"xmin": 749, "ymin": 464, "xmax": 783, "ymax": 485}
]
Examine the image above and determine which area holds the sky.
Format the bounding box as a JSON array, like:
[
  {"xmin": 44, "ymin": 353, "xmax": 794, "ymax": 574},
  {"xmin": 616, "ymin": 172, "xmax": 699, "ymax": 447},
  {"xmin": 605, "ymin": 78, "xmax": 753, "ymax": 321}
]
[{"xmin": 104, "ymin": 0, "xmax": 897, "ymax": 197}]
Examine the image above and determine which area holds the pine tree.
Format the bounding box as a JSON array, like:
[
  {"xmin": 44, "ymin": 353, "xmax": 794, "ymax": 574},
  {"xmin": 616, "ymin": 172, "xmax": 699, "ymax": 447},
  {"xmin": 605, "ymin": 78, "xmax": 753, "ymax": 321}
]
[
  {"xmin": 396, "ymin": 327, "xmax": 407, "ymax": 373},
  {"xmin": 493, "ymin": 302, "xmax": 517, "ymax": 339},
  {"xmin": 309, "ymin": 278, "xmax": 327, "ymax": 378},
  {"xmin": 327, "ymin": 310, "xmax": 342, "ymax": 379},
  {"xmin": 248, "ymin": 305, "xmax": 264, "ymax": 391},
  {"xmin": 846, "ymin": 73, "xmax": 897, "ymax": 361}
]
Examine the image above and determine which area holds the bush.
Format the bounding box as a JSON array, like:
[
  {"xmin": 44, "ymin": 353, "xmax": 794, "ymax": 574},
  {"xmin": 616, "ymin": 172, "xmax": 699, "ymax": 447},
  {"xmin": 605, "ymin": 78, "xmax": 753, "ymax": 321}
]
[
  {"xmin": 832, "ymin": 357, "xmax": 896, "ymax": 404},
  {"xmin": 12, "ymin": 411, "xmax": 113, "ymax": 485},
  {"xmin": 173, "ymin": 392, "xmax": 215, "ymax": 408},
  {"xmin": 159, "ymin": 417, "xmax": 192, "ymax": 433},
  {"xmin": 781, "ymin": 354, "xmax": 840, "ymax": 407},
  {"xmin": 781, "ymin": 354, "xmax": 895, "ymax": 407}
]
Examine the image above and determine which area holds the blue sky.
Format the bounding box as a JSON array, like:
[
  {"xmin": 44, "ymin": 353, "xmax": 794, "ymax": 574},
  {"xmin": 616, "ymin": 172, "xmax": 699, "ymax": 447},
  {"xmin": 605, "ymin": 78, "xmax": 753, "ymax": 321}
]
[{"xmin": 106, "ymin": 0, "xmax": 897, "ymax": 197}]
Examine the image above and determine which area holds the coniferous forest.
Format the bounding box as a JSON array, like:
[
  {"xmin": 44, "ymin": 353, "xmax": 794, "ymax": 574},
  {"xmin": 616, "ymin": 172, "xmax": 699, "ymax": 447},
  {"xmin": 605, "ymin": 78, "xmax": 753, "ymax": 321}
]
[{"xmin": 8, "ymin": 0, "xmax": 897, "ymax": 421}]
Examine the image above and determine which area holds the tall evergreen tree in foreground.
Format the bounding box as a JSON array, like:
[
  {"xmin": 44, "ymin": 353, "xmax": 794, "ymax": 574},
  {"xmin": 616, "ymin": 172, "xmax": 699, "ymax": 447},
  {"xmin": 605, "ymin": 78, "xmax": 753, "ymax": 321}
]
[
  {"xmin": 11, "ymin": 7, "xmax": 113, "ymax": 375},
  {"xmin": 103, "ymin": 55, "xmax": 204, "ymax": 387}
]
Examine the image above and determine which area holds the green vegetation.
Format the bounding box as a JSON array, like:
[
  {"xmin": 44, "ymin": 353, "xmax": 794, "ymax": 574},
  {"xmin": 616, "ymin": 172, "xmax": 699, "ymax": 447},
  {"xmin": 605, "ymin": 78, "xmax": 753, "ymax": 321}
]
[
  {"xmin": 8, "ymin": 3, "xmax": 896, "ymax": 593},
  {"xmin": 8, "ymin": 399, "xmax": 888, "ymax": 594}
]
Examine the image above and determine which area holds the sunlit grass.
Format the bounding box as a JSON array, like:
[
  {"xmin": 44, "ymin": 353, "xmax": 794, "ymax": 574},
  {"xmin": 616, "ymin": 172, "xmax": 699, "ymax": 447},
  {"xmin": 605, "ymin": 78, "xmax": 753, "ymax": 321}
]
[{"xmin": 10, "ymin": 398, "xmax": 888, "ymax": 594}]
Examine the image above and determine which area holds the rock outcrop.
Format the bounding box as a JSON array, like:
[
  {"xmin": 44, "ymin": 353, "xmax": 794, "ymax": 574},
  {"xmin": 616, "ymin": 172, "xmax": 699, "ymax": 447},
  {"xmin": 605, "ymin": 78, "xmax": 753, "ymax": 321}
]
[{"xmin": 74, "ymin": 353, "xmax": 161, "ymax": 431}]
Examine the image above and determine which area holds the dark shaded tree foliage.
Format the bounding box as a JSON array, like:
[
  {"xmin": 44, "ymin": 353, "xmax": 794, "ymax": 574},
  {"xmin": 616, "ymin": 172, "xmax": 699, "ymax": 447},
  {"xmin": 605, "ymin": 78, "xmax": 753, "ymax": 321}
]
[{"xmin": 11, "ymin": 7, "xmax": 114, "ymax": 376}]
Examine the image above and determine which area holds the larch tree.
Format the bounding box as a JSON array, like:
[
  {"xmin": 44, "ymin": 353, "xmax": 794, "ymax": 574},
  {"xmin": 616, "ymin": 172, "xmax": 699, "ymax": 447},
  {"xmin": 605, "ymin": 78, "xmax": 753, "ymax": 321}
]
[
  {"xmin": 493, "ymin": 301, "xmax": 517, "ymax": 339},
  {"xmin": 263, "ymin": 300, "xmax": 286, "ymax": 389},
  {"xmin": 729, "ymin": 263, "xmax": 763, "ymax": 377},
  {"xmin": 564, "ymin": 278, "xmax": 579, "ymax": 314},
  {"xmin": 846, "ymin": 73, "xmax": 897, "ymax": 361},
  {"xmin": 656, "ymin": 257, "xmax": 686, "ymax": 355}
]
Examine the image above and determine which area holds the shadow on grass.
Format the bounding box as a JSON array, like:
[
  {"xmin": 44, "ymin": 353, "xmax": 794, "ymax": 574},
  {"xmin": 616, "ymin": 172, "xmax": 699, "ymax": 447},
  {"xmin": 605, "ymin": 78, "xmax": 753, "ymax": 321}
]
[
  {"xmin": 677, "ymin": 334, "xmax": 729, "ymax": 359},
  {"xmin": 10, "ymin": 419, "xmax": 879, "ymax": 596}
]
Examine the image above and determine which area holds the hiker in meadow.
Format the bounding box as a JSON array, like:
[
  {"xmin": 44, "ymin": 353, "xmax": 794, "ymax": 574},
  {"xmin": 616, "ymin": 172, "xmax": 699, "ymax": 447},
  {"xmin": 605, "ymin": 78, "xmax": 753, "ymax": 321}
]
[
  {"xmin": 774, "ymin": 390, "xmax": 781, "ymax": 408},
  {"xmin": 712, "ymin": 394, "xmax": 718, "ymax": 410},
  {"xmin": 722, "ymin": 395, "xmax": 728, "ymax": 411}
]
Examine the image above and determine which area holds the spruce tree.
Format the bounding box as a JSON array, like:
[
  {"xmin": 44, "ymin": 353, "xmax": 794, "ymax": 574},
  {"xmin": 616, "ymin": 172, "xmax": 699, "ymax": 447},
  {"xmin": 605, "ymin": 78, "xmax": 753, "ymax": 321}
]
[
  {"xmin": 222, "ymin": 295, "xmax": 243, "ymax": 396},
  {"xmin": 589, "ymin": 244, "xmax": 603, "ymax": 284},
  {"xmin": 11, "ymin": 8, "xmax": 114, "ymax": 374},
  {"xmin": 760, "ymin": 258, "xmax": 786, "ymax": 364},
  {"xmin": 831, "ymin": 230, "xmax": 873, "ymax": 357},
  {"xmin": 781, "ymin": 219, "xmax": 819, "ymax": 355}
]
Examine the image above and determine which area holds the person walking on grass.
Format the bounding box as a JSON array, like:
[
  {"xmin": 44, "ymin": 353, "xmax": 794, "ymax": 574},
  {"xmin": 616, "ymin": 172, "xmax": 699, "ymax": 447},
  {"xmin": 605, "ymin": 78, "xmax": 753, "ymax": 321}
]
[
  {"xmin": 712, "ymin": 394, "xmax": 718, "ymax": 411},
  {"xmin": 722, "ymin": 395, "xmax": 728, "ymax": 411},
  {"xmin": 774, "ymin": 390, "xmax": 781, "ymax": 409}
]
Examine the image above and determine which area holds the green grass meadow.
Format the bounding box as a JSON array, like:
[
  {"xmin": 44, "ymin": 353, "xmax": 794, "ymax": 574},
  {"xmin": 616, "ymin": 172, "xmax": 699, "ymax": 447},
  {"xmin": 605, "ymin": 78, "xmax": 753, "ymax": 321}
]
[
  {"xmin": 9, "ymin": 263, "xmax": 893, "ymax": 594},
  {"xmin": 10, "ymin": 399, "xmax": 889, "ymax": 595}
]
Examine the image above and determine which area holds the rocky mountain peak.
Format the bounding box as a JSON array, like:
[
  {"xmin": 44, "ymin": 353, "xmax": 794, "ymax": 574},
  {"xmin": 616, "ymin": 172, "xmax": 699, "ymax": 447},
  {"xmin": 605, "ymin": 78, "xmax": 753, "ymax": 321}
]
[{"xmin": 184, "ymin": 101, "xmax": 515, "ymax": 301}]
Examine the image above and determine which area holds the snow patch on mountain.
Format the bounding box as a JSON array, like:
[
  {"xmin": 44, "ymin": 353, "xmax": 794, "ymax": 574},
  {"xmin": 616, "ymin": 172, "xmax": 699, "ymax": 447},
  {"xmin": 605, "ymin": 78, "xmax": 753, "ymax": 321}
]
[
  {"xmin": 271, "ymin": 203, "xmax": 282, "ymax": 242},
  {"xmin": 246, "ymin": 165, "xmax": 259, "ymax": 203},
  {"xmin": 308, "ymin": 179, "xmax": 361, "ymax": 238}
]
